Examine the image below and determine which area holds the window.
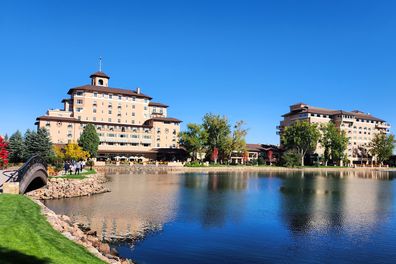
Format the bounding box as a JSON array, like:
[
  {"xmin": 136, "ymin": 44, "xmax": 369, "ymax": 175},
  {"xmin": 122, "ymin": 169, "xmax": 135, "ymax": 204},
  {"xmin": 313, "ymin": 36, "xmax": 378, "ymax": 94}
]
[
  {"xmin": 77, "ymin": 99, "xmax": 83, "ymax": 104},
  {"xmin": 132, "ymin": 97, "xmax": 136, "ymax": 101},
  {"xmin": 76, "ymin": 91, "xmax": 83, "ymax": 96},
  {"xmin": 118, "ymin": 95, "xmax": 122, "ymax": 100},
  {"xmin": 94, "ymin": 92, "xmax": 98, "ymax": 97},
  {"xmin": 108, "ymin": 110, "xmax": 112, "ymax": 114},
  {"xmin": 109, "ymin": 94, "xmax": 113, "ymax": 99},
  {"xmin": 132, "ymin": 105, "xmax": 135, "ymax": 109},
  {"xmin": 76, "ymin": 107, "xmax": 83, "ymax": 112},
  {"xmin": 93, "ymin": 108, "xmax": 97, "ymax": 113},
  {"xmin": 98, "ymin": 79, "xmax": 104, "ymax": 85}
]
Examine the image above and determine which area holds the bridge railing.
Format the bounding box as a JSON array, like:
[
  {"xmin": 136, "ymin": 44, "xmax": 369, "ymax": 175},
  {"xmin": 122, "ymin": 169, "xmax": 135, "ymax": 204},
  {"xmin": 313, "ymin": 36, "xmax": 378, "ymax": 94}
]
[{"xmin": 15, "ymin": 155, "xmax": 48, "ymax": 182}]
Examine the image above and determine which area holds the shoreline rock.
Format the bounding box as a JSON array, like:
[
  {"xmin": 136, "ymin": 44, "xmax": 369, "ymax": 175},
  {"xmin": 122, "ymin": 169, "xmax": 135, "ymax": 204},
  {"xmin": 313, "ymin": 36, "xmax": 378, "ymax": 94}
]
[
  {"xmin": 32, "ymin": 198, "xmax": 133, "ymax": 264},
  {"xmin": 26, "ymin": 173, "xmax": 110, "ymax": 200}
]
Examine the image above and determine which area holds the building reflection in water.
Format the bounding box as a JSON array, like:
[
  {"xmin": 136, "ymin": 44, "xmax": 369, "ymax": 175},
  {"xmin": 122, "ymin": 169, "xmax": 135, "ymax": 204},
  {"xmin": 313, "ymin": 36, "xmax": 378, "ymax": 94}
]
[
  {"xmin": 44, "ymin": 172, "xmax": 182, "ymax": 239},
  {"xmin": 279, "ymin": 170, "xmax": 394, "ymax": 234},
  {"xmin": 182, "ymin": 172, "xmax": 253, "ymax": 228}
]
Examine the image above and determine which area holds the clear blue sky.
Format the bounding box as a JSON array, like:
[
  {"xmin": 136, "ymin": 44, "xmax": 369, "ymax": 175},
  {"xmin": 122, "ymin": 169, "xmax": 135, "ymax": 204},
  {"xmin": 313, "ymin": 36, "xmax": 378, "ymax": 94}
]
[{"xmin": 1, "ymin": 0, "xmax": 395, "ymax": 144}]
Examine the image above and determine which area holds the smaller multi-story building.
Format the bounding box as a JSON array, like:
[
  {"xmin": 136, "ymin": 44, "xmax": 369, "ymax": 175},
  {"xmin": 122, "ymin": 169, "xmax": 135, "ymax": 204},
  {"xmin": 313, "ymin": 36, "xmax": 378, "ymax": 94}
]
[{"xmin": 278, "ymin": 103, "xmax": 391, "ymax": 164}]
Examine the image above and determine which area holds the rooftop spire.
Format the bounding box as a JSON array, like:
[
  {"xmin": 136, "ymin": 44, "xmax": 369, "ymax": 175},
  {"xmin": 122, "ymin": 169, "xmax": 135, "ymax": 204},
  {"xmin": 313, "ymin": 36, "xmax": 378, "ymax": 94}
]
[{"xmin": 99, "ymin": 57, "xmax": 102, "ymax": 72}]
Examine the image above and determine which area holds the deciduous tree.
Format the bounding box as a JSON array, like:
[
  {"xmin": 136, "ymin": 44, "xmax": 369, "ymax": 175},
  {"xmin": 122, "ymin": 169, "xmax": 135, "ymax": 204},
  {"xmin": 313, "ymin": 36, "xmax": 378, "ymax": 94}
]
[
  {"xmin": 179, "ymin": 123, "xmax": 207, "ymax": 161},
  {"xmin": 370, "ymin": 133, "xmax": 395, "ymax": 165},
  {"xmin": 202, "ymin": 113, "xmax": 232, "ymax": 163},
  {"xmin": 320, "ymin": 123, "xmax": 349, "ymax": 166},
  {"xmin": 63, "ymin": 143, "xmax": 89, "ymax": 161},
  {"xmin": 281, "ymin": 121, "xmax": 320, "ymax": 166},
  {"xmin": 0, "ymin": 136, "xmax": 9, "ymax": 168}
]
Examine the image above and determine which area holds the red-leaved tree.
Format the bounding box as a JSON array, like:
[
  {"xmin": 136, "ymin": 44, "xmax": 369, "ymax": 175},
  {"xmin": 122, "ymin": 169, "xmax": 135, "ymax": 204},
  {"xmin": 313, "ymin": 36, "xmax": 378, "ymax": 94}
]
[
  {"xmin": 211, "ymin": 147, "xmax": 219, "ymax": 164},
  {"xmin": 0, "ymin": 136, "xmax": 9, "ymax": 169}
]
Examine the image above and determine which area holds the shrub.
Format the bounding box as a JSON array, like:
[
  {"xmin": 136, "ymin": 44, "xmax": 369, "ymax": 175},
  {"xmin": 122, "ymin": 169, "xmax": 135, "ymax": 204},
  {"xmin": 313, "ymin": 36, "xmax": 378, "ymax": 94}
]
[
  {"xmin": 281, "ymin": 150, "xmax": 301, "ymax": 168},
  {"xmin": 86, "ymin": 160, "xmax": 94, "ymax": 170}
]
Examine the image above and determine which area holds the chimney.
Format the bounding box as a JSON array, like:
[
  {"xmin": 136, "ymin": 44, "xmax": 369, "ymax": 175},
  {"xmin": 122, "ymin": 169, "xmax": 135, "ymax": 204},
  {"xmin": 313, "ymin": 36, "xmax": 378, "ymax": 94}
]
[{"xmin": 136, "ymin": 87, "xmax": 141, "ymax": 94}]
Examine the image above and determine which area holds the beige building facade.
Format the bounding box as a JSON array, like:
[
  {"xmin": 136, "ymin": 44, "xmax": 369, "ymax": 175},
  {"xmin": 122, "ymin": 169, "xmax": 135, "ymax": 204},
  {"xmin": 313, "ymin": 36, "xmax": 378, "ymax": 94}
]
[
  {"xmin": 36, "ymin": 71, "xmax": 183, "ymax": 161},
  {"xmin": 278, "ymin": 103, "xmax": 391, "ymax": 164}
]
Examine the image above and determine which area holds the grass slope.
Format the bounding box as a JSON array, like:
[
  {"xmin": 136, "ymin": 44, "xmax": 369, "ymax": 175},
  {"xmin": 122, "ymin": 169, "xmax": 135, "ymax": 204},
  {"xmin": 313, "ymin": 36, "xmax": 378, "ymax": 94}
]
[{"xmin": 0, "ymin": 194, "xmax": 105, "ymax": 264}]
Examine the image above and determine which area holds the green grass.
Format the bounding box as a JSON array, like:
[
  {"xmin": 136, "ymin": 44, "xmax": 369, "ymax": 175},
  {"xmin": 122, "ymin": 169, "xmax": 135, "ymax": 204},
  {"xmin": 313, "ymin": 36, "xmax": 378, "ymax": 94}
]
[
  {"xmin": 49, "ymin": 169, "xmax": 97, "ymax": 180},
  {"xmin": 0, "ymin": 194, "xmax": 105, "ymax": 264}
]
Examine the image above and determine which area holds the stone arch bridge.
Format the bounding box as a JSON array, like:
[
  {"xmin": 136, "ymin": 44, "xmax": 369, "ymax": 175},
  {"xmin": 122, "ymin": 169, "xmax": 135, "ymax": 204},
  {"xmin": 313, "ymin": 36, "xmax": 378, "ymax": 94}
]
[{"xmin": 0, "ymin": 155, "xmax": 48, "ymax": 194}]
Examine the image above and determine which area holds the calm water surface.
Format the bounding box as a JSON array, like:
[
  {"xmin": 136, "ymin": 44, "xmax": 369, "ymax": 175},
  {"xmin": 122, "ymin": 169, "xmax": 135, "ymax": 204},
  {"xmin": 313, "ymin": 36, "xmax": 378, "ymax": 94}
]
[{"xmin": 45, "ymin": 170, "xmax": 396, "ymax": 264}]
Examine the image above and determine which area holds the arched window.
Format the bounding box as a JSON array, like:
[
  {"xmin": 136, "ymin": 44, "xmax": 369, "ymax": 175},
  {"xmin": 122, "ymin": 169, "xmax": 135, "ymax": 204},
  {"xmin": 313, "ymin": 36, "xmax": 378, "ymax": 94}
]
[{"xmin": 98, "ymin": 79, "xmax": 104, "ymax": 86}]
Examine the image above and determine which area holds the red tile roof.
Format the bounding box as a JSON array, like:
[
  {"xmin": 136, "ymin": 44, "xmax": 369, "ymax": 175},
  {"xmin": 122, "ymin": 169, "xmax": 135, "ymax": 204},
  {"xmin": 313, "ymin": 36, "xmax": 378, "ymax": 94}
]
[
  {"xmin": 282, "ymin": 104, "xmax": 385, "ymax": 122},
  {"xmin": 36, "ymin": 116, "xmax": 152, "ymax": 128},
  {"xmin": 147, "ymin": 117, "xmax": 182, "ymax": 123},
  {"xmin": 90, "ymin": 71, "xmax": 110, "ymax": 79},
  {"xmin": 67, "ymin": 85, "xmax": 153, "ymax": 100},
  {"xmin": 149, "ymin": 102, "xmax": 169, "ymax": 108},
  {"xmin": 247, "ymin": 144, "xmax": 279, "ymax": 152}
]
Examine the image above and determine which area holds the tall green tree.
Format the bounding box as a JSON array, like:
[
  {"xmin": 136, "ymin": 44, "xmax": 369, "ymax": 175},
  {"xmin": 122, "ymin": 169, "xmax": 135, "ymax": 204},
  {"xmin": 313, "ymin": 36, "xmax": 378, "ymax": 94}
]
[
  {"xmin": 370, "ymin": 133, "xmax": 395, "ymax": 165},
  {"xmin": 8, "ymin": 130, "xmax": 26, "ymax": 163},
  {"xmin": 24, "ymin": 128, "xmax": 53, "ymax": 162},
  {"xmin": 281, "ymin": 121, "xmax": 320, "ymax": 166},
  {"xmin": 179, "ymin": 123, "xmax": 207, "ymax": 161},
  {"xmin": 202, "ymin": 113, "xmax": 232, "ymax": 163},
  {"xmin": 78, "ymin": 124, "xmax": 100, "ymax": 158},
  {"xmin": 228, "ymin": 120, "xmax": 248, "ymax": 159},
  {"xmin": 320, "ymin": 123, "xmax": 349, "ymax": 166}
]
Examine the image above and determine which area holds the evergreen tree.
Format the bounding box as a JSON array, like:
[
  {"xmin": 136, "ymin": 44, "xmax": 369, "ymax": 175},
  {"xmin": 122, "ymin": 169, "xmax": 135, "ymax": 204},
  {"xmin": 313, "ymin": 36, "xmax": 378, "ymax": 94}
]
[
  {"xmin": 78, "ymin": 124, "xmax": 100, "ymax": 158},
  {"xmin": 8, "ymin": 130, "xmax": 26, "ymax": 163},
  {"xmin": 24, "ymin": 128, "xmax": 53, "ymax": 162}
]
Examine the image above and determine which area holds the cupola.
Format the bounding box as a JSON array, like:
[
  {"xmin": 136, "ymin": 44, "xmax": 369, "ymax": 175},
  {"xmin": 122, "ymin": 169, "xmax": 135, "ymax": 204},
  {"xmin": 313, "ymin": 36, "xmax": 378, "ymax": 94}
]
[{"xmin": 90, "ymin": 71, "xmax": 110, "ymax": 87}]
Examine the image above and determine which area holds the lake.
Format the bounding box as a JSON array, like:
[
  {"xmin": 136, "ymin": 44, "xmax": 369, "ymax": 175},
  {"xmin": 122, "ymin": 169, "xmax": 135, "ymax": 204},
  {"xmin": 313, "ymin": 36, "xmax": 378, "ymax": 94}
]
[{"xmin": 44, "ymin": 170, "xmax": 396, "ymax": 264}]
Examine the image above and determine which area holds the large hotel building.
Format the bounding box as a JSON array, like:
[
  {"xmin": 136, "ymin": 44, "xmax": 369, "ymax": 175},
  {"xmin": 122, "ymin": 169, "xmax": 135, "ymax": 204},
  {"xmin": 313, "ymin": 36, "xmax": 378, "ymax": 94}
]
[
  {"xmin": 36, "ymin": 71, "xmax": 183, "ymax": 161},
  {"xmin": 278, "ymin": 103, "xmax": 391, "ymax": 164}
]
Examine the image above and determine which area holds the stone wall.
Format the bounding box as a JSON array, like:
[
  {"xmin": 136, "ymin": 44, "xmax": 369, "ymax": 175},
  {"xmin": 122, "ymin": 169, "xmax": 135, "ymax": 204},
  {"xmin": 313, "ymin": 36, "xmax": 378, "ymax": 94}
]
[
  {"xmin": 26, "ymin": 173, "xmax": 110, "ymax": 200},
  {"xmin": 33, "ymin": 199, "xmax": 132, "ymax": 264}
]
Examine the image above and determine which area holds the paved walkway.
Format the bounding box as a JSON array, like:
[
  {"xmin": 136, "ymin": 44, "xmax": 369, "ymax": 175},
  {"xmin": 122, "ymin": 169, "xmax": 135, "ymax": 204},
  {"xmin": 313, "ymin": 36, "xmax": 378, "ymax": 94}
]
[{"xmin": 0, "ymin": 169, "xmax": 17, "ymax": 190}]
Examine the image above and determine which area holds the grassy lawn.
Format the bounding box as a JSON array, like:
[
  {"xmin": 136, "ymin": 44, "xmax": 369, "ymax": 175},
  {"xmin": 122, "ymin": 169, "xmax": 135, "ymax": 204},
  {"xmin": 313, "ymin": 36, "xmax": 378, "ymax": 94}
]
[
  {"xmin": 0, "ymin": 194, "xmax": 105, "ymax": 264},
  {"xmin": 50, "ymin": 169, "xmax": 97, "ymax": 180}
]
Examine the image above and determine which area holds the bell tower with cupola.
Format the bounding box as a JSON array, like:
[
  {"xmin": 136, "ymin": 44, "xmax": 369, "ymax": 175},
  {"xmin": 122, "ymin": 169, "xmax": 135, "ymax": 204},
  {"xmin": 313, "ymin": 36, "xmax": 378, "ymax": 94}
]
[
  {"xmin": 90, "ymin": 57, "xmax": 110, "ymax": 87},
  {"xmin": 90, "ymin": 71, "xmax": 110, "ymax": 87}
]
